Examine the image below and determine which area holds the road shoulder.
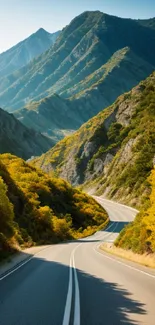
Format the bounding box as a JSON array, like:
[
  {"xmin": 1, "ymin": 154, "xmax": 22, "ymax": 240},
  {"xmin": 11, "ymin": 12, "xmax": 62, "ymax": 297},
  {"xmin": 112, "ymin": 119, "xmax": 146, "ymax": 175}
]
[
  {"xmin": 100, "ymin": 242, "xmax": 155, "ymax": 270},
  {"xmin": 0, "ymin": 245, "xmax": 49, "ymax": 279}
]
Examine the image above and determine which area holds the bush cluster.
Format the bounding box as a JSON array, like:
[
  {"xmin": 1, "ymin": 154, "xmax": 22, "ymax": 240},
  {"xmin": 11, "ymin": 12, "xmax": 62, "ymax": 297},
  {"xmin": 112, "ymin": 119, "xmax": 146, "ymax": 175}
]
[{"xmin": 0, "ymin": 154, "xmax": 108, "ymax": 260}]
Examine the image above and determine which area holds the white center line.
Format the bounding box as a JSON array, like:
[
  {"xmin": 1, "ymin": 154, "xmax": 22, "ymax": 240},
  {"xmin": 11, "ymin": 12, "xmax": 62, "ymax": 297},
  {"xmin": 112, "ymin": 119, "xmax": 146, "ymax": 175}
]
[
  {"xmin": 62, "ymin": 253, "xmax": 73, "ymax": 325},
  {"xmin": 95, "ymin": 222, "xmax": 118, "ymax": 241},
  {"xmin": 62, "ymin": 243, "xmax": 82, "ymax": 325},
  {"xmin": 73, "ymin": 249, "xmax": 80, "ymax": 325}
]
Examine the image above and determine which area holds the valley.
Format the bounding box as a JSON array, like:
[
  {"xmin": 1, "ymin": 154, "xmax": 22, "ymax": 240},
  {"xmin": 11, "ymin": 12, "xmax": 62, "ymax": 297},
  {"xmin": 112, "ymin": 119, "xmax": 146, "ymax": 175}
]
[
  {"xmin": 0, "ymin": 11, "xmax": 155, "ymax": 144},
  {"xmin": 0, "ymin": 7, "xmax": 155, "ymax": 325}
]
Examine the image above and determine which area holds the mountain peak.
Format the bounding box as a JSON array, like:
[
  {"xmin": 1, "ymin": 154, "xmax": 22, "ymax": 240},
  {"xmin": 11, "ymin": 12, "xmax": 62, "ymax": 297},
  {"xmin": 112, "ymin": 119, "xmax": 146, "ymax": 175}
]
[
  {"xmin": 0, "ymin": 28, "xmax": 60, "ymax": 77},
  {"xmin": 36, "ymin": 27, "xmax": 48, "ymax": 34}
]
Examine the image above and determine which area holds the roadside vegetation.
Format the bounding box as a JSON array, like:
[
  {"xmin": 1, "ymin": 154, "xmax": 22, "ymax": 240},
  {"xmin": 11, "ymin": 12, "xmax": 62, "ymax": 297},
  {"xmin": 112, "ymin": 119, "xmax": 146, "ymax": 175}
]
[
  {"xmin": 0, "ymin": 154, "xmax": 108, "ymax": 261},
  {"xmin": 33, "ymin": 72, "xmax": 155, "ymax": 259},
  {"xmin": 101, "ymin": 243, "xmax": 155, "ymax": 268},
  {"xmin": 115, "ymin": 168, "xmax": 155, "ymax": 254}
]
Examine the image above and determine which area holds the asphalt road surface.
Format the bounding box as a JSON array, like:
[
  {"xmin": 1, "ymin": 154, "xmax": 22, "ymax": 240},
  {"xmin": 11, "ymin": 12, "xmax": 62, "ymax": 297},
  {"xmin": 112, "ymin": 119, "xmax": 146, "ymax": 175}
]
[{"xmin": 0, "ymin": 197, "xmax": 155, "ymax": 325}]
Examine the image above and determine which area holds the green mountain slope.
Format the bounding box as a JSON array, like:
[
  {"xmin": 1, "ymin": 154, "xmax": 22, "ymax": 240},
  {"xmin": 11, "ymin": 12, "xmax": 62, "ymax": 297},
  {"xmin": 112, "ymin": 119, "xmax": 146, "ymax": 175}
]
[
  {"xmin": 0, "ymin": 11, "xmax": 155, "ymax": 114},
  {"xmin": 0, "ymin": 107, "xmax": 53, "ymax": 159},
  {"xmin": 0, "ymin": 154, "xmax": 108, "ymax": 260},
  {"xmin": 32, "ymin": 72, "xmax": 155, "ymax": 208},
  {"xmin": 0, "ymin": 29, "xmax": 60, "ymax": 77},
  {"xmin": 13, "ymin": 47, "xmax": 154, "ymax": 142},
  {"xmin": 14, "ymin": 95, "xmax": 81, "ymax": 142}
]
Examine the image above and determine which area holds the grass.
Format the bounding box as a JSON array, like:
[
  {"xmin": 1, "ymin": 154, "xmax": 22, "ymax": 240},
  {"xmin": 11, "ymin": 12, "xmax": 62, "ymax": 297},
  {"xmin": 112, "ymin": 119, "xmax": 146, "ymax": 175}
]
[{"xmin": 100, "ymin": 243, "xmax": 155, "ymax": 269}]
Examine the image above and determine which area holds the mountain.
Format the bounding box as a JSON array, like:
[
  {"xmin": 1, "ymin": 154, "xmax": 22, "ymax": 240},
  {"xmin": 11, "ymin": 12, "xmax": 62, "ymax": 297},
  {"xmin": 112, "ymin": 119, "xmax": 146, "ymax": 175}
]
[
  {"xmin": 0, "ymin": 107, "xmax": 53, "ymax": 159},
  {"xmin": 0, "ymin": 154, "xmax": 108, "ymax": 260},
  {"xmin": 0, "ymin": 11, "xmax": 155, "ymax": 116},
  {"xmin": 0, "ymin": 29, "xmax": 60, "ymax": 77},
  {"xmin": 12, "ymin": 46, "xmax": 154, "ymax": 142},
  {"xmin": 14, "ymin": 94, "xmax": 81, "ymax": 142},
  {"xmin": 138, "ymin": 17, "xmax": 155, "ymax": 30},
  {"xmin": 32, "ymin": 72, "xmax": 155, "ymax": 208}
]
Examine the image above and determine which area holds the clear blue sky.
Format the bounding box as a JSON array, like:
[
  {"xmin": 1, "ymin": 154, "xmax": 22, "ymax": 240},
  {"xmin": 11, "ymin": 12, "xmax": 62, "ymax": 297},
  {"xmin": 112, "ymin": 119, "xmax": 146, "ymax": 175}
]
[{"xmin": 0, "ymin": 0, "xmax": 155, "ymax": 53}]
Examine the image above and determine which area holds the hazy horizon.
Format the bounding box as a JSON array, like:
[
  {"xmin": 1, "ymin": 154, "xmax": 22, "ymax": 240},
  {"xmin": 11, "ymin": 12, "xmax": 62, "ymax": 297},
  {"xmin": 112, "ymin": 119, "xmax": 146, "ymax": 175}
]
[{"xmin": 0, "ymin": 0, "xmax": 155, "ymax": 53}]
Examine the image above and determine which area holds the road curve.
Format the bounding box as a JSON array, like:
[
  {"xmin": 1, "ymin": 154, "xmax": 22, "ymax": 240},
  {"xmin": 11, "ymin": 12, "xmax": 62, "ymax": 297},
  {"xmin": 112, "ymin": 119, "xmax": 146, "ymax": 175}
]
[{"xmin": 0, "ymin": 197, "xmax": 155, "ymax": 325}]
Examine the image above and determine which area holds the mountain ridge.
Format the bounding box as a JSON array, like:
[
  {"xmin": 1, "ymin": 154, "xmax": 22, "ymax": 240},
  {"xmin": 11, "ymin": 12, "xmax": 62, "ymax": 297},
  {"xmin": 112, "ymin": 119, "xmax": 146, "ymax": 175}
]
[
  {"xmin": 32, "ymin": 72, "xmax": 155, "ymax": 208},
  {"xmin": 0, "ymin": 10, "xmax": 155, "ymax": 114},
  {"xmin": 0, "ymin": 107, "xmax": 53, "ymax": 159},
  {"xmin": 12, "ymin": 46, "xmax": 154, "ymax": 143},
  {"xmin": 0, "ymin": 29, "xmax": 60, "ymax": 77}
]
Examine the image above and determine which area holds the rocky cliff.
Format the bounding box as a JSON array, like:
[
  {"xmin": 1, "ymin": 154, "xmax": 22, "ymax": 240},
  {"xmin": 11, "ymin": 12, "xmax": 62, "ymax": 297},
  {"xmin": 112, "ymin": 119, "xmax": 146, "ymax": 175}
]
[{"xmin": 32, "ymin": 72, "xmax": 155, "ymax": 207}]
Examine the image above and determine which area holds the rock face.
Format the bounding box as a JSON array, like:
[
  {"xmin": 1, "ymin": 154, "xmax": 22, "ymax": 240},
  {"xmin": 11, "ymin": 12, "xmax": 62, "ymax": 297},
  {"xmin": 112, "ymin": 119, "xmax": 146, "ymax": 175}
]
[
  {"xmin": 0, "ymin": 108, "xmax": 53, "ymax": 160},
  {"xmin": 32, "ymin": 72, "xmax": 155, "ymax": 207},
  {"xmin": 0, "ymin": 29, "xmax": 60, "ymax": 77}
]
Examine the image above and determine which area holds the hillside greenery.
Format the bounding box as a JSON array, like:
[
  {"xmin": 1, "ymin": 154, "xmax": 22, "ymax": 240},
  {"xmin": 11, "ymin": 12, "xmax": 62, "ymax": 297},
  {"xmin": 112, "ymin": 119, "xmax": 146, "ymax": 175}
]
[
  {"xmin": 0, "ymin": 12, "xmax": 154, "ymax": 148},
  {"xmin": 0, "ymin": 154, "xmax": 108, "ymax": 260},
  {"xmin": 33, "ymin": 72, "xmax": 155, "ymax": 208},
  {"xmin": 32, "ymin": 72, "xmax": 155, "ymax": 256},
  {"xmin": 115, "ymin": 168, "xmax": 155, "ymax": 254},
  {"xmin": 1, "ymin": 10, "xmax": 154, "ymax": 112},
  {"xmin": 95, "ymin": 73, "xmax": 155, "ymax": 206},
  {"xmin": 12, "ymin": 44, "xmax": 154, "ymax": 144}
]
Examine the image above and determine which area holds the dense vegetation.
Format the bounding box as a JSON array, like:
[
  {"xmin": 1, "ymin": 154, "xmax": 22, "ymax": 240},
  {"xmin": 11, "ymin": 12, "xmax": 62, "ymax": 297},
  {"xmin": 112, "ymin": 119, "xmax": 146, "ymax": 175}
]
[
  {"xmin": 115, "ymin": 168, "xmax": 155, "ymax": 253},
  {"xmin": 33, "ymin": 72, "xmax": 155, "ymax": 255},
  {"xmin": 95, "ymin": 73, "xmax": 155, "ymax": 205},
  {"xmin": 33, "ymin": 72, "xmax": 155, "ymax": 208},
  {"xmin": 0, "ymin": 107, "xmax": 53, "ymax": 159},
  {"xmin": 0, "ymin": 154, "xmax": 108, "ymax": 260}
]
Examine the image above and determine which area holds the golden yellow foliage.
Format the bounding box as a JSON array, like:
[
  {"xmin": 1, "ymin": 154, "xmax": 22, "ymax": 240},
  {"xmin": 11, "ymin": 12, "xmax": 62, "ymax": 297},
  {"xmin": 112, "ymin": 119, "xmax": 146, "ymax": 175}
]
[
  {"xmin": 0, "ymin": 153, "xmax": 108, "ymax": 259},
  {"xmin": 116, "ymin": 167, "xmax": 155, "ymax": 253},
  {"xmin": 0, "ymin": 176, "xmax": 14, "ymax": 237},
  {"xmin": 142, "ymin": 169, "xmax": 155, "ymax": 252}
]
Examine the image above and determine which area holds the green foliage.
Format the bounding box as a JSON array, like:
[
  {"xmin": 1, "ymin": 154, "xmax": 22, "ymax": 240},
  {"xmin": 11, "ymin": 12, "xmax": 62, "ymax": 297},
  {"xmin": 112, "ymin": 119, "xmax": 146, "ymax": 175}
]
[
  {"xmin": 0, "ymin": 154, "xmax": 108, "ymax": 260},
  {"xmin": 33, "ymin": 72, "xmax": 155, "ymax": 209},
  {"xmin": 0, "ymin": 176, "xmax": 16, "ymax": 260},
  {"xmin": 111, "ymin": 78, "xmax": 155, "ymax": 198},
  {"xmin": 115, "ymin": 168, "xmax": 155, "ymax": 254},
  {"xmin": 107, "ymin": 123, "xmax": 122, "ymax": 141},
  {"xmin": 0, "ymin": 177, "xmax": 14, "ymax": 237}
]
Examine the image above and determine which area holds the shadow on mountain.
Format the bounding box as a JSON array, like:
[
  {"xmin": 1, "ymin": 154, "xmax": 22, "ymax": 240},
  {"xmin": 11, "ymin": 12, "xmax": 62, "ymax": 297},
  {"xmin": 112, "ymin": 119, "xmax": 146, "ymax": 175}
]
[{"xmin": 0, "ymin": 250, "xmax": 146, "ymax": 325}]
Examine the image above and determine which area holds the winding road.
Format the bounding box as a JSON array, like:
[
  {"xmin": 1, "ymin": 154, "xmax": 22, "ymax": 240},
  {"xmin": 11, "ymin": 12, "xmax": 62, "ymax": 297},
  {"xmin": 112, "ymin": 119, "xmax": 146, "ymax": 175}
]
[{"xmin": 0, "ymin": 197, "xmax": 155, "ymax": 325}]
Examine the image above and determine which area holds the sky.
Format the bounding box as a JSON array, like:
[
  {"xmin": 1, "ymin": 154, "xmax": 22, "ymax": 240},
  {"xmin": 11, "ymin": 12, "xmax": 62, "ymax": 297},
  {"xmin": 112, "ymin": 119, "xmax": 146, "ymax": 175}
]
[{"xmin": 0, "ymin": 0, "xmax": 155, "ymax": 53}]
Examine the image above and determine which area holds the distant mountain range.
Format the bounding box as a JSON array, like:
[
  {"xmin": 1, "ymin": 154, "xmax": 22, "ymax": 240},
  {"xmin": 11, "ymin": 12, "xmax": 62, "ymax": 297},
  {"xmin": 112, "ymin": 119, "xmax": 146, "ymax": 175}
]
[
  {"xmin": 0, "ymin": 11, "xmax": 154, "ymax": 144},
  {"xmin": 0, "ymin": 28, "xmax": 60, "ymax": 77},
  {"xmin": 13, "ymin": 45, "xmax": 154, "ymax": 142},
  {"xmin": 14, "ymin": 94, "xmax": 81, "ymax": 142},
  {"xmin": 0, "ymin": 107, "xmax": 53, "ymax": 159},
  {"xmin": 33, "ymin": 72, "xmax": 155, "ymax": 208}
]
